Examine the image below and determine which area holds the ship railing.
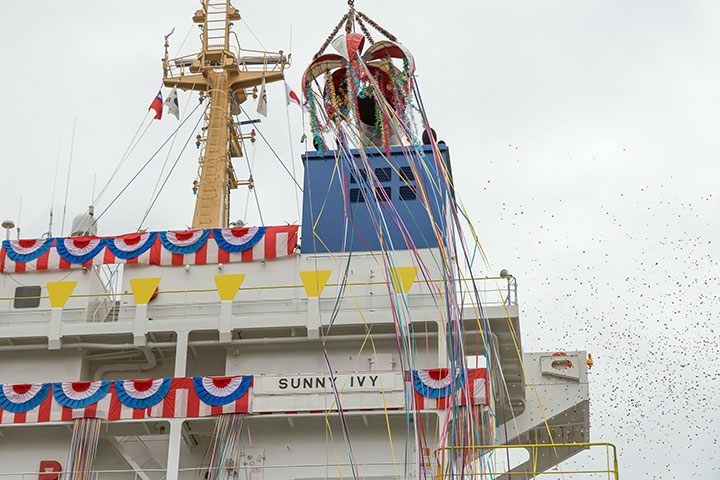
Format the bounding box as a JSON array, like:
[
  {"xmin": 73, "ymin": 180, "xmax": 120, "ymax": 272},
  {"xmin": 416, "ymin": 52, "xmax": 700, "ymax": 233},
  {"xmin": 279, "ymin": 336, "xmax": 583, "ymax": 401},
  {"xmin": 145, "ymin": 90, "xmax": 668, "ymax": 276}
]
[
  {"xmin": 435, "ymin": 443, "xmax": 619, "ymax": 480},
  {"xmin": 164, "ymin": 46, "xmax": 287, "ymax": 80},
  {"xmin": 0, "ymin": 462, "xmax": 408, "ymax": 480},
  {"xmin": 0, "ymin": 276, "xmax": 517, "ymax": 326}
]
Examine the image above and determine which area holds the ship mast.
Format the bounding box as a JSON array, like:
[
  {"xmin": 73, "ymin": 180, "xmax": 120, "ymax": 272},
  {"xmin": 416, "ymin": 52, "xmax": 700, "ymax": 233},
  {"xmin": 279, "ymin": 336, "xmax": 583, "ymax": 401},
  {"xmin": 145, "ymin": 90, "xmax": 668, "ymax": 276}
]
[{"xmin": 163, "ymin": 0, "xmax": 288, "ymax": 228}]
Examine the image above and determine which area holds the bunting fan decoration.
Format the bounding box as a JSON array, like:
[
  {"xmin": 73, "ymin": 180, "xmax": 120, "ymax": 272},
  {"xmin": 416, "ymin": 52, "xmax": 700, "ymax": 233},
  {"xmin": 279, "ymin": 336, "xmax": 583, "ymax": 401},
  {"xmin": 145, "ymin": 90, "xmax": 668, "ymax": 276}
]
[
  {"xmin": 412, "ymin": 369, "xmax": 465, "ymax": 398},
  {"xmin": 212, "ymin": 227, "xmax": 266, "ymax": 253},
  {"xmin": 2, "ymin": 238, "xmax": 54, "ymax": 263},
  {"xmin": 159, "ymin": 230, "xmax": 211, "ymax": 254},
  {"xmin": 105, "ymin": 232, "xmax": 158, "ymax": 259},
  {"xmin": 0, "ymin": 383, "xmax": 51, "ymax": 413},
  {"xmin": 56, "ymin": 237, "xmax": 106, "ymax": 264},
  {"xmin": 114, "ymin": 378, "xmax": 172, "ymax": 409},
  {"xmin": 0, "ymin": 225, "xmax": 298, "ymax": 272},
  {"xmin": 52, "ymin": 381, "xmax": 111, "ymax": 409},
  {"xmin": 193, "ymin": 376, "xmax": 253, "ymax": 406}
]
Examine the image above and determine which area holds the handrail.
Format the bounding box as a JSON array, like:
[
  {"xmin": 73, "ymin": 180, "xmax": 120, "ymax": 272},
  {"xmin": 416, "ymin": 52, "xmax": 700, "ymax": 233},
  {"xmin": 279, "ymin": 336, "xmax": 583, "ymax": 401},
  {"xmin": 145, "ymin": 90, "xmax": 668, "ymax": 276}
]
[
  {"xmin": 435, "ymin": 443, "xmax": 619, "ymax": 480},
  {"xmin": 0, "ymin": 276, "xmax": 517, "ymax": 303},
  {"xmin": 0, "ymin": 462, "xmax": 404, "ymax": 478}
]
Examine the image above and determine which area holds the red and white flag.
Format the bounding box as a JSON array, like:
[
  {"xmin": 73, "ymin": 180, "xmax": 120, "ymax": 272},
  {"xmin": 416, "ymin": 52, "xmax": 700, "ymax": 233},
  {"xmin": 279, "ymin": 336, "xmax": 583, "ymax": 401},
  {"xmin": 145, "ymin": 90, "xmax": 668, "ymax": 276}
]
[
  {"xmin": 149, "ymin": 90, "xmax": 163, "ymax": 120},
  {"xmin": 285, "ymin": 82, "xmax": 302, "ymax": 108}
]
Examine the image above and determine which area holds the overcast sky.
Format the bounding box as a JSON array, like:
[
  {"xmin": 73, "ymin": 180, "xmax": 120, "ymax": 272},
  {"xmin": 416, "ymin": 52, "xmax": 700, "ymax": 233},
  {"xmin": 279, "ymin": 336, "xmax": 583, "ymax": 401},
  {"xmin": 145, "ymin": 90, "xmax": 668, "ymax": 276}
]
[{"xmin": 1, "ymin": 1, "xmax": 718, "ymax": 478}]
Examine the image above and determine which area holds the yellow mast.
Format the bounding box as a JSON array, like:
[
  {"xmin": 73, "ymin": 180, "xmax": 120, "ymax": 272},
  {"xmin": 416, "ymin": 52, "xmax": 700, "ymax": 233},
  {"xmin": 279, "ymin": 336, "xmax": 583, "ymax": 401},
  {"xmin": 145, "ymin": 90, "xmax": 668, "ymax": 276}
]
[{"xmin": 163, "ymin": 0, "xmax": 288, "ymax": 228}]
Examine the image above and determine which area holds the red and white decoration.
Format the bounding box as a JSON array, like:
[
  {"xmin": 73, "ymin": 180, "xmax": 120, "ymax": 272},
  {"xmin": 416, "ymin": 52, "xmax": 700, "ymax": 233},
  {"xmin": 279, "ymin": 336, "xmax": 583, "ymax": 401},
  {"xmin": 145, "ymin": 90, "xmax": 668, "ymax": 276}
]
[
  {"xmin": 0, "ymin": 376, "xmax": 254, "ymax": 425},
  {"xmin": 458, "ymin": 369, "xmax": 488, "ymax": 407},
  {"xmin": 411, "ymin": 368, "xmax": 488, "ymax": 410},
  {"xmin": 0, "ymin": 225, "xmax": 298, "ymax": 273},
  {"xmin": 0, "ymin": 369, "xmax": 484, "ymax": 425}
]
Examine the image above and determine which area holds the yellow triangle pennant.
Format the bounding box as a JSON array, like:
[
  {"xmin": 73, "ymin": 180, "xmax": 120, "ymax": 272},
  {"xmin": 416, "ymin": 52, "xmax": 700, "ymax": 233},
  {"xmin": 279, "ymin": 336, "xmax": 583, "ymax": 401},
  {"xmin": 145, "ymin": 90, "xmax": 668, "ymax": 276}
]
[
  {"xmin": 299, "ymin": 270, "xmax": 332, "ymax": 298},
  {"xmin": 390, "ymin": 267, "xmax": 418, "ymax": 294},
  {"xmin": 214, "ymin": 274, "xmax": 246, "ymax": 301},
  {"xmin": 47, "ymin": 281, "xmax": 77, "ymax": 308},
  {"xmin": 129, "ymin": 278, "xmax": 161, "ymax": 305}
]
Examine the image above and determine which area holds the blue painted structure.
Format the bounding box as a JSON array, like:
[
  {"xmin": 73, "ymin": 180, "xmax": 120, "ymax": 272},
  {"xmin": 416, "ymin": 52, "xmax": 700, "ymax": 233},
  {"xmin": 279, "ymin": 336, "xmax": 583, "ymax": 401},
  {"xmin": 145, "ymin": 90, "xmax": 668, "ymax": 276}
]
[{"xmin": 300, "ymin": 144, "xmax": 451, "ymax": 253}]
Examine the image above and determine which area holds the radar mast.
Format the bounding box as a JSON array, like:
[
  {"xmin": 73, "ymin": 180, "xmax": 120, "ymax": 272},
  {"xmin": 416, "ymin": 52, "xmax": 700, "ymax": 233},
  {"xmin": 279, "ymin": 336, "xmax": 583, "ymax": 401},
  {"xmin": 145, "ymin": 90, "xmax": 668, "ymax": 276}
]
[{"xmin": 163, "ymin": 0, "xmax": 288, "ymax": 228}]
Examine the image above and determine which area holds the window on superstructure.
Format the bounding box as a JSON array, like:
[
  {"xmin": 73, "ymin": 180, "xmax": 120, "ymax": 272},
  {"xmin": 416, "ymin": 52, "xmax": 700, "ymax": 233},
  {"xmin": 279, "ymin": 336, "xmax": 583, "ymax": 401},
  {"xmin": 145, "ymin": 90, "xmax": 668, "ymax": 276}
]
[
  {"xmin": 399, "ymin": 186, "xmax": 417, "ymax": 201},
  {"xmin": 399, "ymin": 166, "xmax": 415, "ymax": 182},
  {"xmin": 349, "ymin": 169, "xmax": 367, "ymax": 184},
  {"xmin": 375, "ymin": 186, "xmax": 392, "ymax": 202},
  {"xmin": 349, "ymin": 188, "xmax": 366, "ymax": 203},
  {"xmin": 14, "ymin": 286, "xmax": 41, "ymax": 309},
  {"xmin": 399, "ymin": 166, "xmax": 418, "ymax": 202},
  {"xmin": 374, "ymin": 168, "xmax": 392, "ymax": 183}
]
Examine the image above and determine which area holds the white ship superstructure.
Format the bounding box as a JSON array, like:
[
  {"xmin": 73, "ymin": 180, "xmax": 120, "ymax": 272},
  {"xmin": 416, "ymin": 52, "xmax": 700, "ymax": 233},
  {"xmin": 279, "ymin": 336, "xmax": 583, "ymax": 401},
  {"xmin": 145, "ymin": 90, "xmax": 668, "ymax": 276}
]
[{"xmin": 0, "ymin": 2, "xmax": 609, "ymax": 479}]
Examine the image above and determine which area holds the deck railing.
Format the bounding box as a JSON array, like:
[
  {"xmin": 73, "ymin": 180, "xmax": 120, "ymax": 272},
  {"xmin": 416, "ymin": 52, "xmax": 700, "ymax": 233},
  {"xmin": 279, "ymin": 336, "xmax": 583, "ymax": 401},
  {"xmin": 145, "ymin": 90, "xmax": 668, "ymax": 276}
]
[
  {"xmin": 0, "ymin": 276, "xmax": 517, "ymax": 327},
  {"xmin": 436, "ymin": 443, "xmax": 619, "ymax": 480}
]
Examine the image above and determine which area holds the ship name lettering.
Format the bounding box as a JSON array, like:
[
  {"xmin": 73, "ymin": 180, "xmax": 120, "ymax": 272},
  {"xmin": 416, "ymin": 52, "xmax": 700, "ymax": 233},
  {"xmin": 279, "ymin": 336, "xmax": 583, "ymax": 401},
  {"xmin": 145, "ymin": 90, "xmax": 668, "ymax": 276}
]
[{"xmin": 277, "ymin": 375, "xmax": 380, "ymax": 390}]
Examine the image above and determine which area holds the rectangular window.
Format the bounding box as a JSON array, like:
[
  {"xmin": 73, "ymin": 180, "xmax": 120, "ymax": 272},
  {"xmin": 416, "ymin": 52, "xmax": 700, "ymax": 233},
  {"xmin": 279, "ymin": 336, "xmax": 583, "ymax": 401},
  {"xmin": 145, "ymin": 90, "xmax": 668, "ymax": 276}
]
[
  {"xmin": 374, "ymin": 168, "xmax": 392, "ymax": 183},
  {"xmin": 399, "ymin": 186, "xmax": 417, "ymax": 201},
  {"xmin": 349, "ymin": 188, "xmax": 366, "ymax": 203},
  {"xmin": 14, "ymin": 286, "xmax": 41, "ymax": 309},
  {"xmin": 400, "ymin": 166, "xmax": 415, "ymax": 182},
  {"xmin": 376, "ymin": 186, "xmax": 392, "ymax": 202},
  {"xmin": 350, "ymin": 170, "xmax": 367, "ymax": 184}
]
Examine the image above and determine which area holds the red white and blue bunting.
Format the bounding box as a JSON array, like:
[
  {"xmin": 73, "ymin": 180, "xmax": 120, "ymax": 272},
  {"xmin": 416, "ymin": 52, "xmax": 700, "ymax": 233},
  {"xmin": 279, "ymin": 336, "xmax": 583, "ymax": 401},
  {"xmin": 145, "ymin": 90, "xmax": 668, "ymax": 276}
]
[
  {"xmin": 0, "ymin": 383, "xmax": 51, "ymax": 413},
  {"xmin": 0, "ymin": 226, "xmax": 298, "ymax": 273},
  {"xmin": 159, "ymin": 230, "xmax": 211, "ymax": 254},
  {"xmin": 105, "ymin": 232, "xmax": 158, "ymax": 260},
  {"xmin": 193, "ymin": 376, "xmax": 253, "ymax": 406},
  {"xmin": 411, "ymin": 368, "xmax": 488, "ymax": 409},
  {"xmin": 0, "ymin": 376, "xmax": 255, "ymax": 424},
  {"xmin": 2, "ymin": 239, "xmax": 54, "ymax": 263},
  {"xmin": 52, "ymin": 381, "xmax": 111, "ymax": 409},
  {"xmin": 0, "ymin": 368, "xmax": 482, "ymax": 424},
  {"xmin": 114, "ymin": 379, "xmax": 172, "ymax": 409},
  {"xmin": 55, "ymin": 237, "xmax": 106, "ymax": 264},
  {"xmin": 212, "ymin": 227, "xmax": 265, "ymax": 253}
]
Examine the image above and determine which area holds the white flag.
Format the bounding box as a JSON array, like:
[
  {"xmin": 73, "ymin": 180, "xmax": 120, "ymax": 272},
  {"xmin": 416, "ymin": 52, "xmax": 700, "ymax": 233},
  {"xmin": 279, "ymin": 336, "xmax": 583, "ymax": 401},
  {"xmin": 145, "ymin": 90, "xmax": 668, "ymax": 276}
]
[
  {"xmin": 257, "ymin": 77, "xmax": 268, "ymax": 117},
  {"xmin": 164, "ymin": 87, "xmax": 180, "ymax": 120}
]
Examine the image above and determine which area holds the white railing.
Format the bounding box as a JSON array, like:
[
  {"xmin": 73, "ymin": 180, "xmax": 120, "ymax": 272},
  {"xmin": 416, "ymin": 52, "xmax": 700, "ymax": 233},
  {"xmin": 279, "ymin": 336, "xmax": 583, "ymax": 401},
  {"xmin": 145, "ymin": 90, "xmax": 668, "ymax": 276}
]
[
  {"xmin": 0, "ymin": 462, "xmax": 410, "ymax": 480},
  {"xmin": 0, "ymin": 277, "xmax": 517, "ymax": 329}
]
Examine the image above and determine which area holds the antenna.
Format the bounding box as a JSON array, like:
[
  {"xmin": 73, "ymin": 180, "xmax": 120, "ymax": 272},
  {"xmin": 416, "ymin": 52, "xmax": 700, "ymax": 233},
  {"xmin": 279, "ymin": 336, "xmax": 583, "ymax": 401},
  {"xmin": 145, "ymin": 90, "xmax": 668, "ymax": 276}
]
[
  {"xmin": 16, "ymin": 195, "xmax": 22, "ymax": 240},
  {"xmin": 60, "ymin": 118, "xmax": 77, "ymax": 237},
  {"xmin": 45, "ymin": 141, "xmax": 62, "ymax": 238}
]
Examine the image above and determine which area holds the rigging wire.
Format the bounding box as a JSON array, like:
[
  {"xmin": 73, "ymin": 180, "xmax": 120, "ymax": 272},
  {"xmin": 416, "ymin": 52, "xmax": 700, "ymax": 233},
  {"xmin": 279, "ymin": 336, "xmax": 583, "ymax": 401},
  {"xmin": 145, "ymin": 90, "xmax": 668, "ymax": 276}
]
[
  {"xmin": 91, "ymin": 102, "xmax": 203, "ymax": 226},
  {"xmin": 44, "ymin": 141, "xmax": 62, "ymax": 238},
  {"xmin": 137, "ymin": 103, "xmax": 207, "ymax": 230},
  {"xmin": 60, "ymin": 118, "xmax": 77, "ymax": 236},
  {"xmin": 241, "ymin": 18, "xmax": 268, "ymax": 51},
  {"xmin": 143, "ymin": 85, "xmax": 198, "ymax": 223},
  {"xmin": 93, "ymin": 111, "xmax": 152, "ymax": 206},
  {"xmin": 241, "ymin": 131, "xmax": 260, "ymax": 223},
  {"xmin": 237, "ymin": 118, "xmax": 265, "ymax": 226},
  {"xmin": 284, "ymin": 98, "xmax": 302, "ymax": 223},
  {"xmin": 238, "ymin": 107, "xmax": 304, "ymax": 192}
]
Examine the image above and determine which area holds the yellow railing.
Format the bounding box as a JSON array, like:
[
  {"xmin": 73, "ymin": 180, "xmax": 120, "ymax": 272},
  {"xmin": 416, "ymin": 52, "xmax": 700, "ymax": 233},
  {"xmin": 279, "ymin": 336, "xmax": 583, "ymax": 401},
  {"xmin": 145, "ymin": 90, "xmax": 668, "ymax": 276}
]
[{"xmin": 435, "ymin": 443, "xmax": 619, "ymax": 480}]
